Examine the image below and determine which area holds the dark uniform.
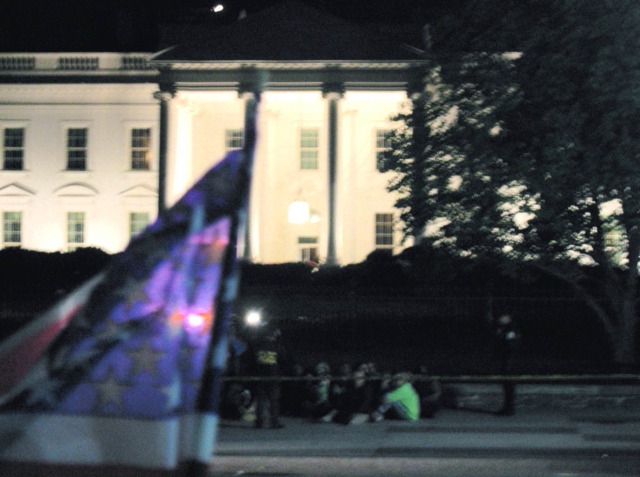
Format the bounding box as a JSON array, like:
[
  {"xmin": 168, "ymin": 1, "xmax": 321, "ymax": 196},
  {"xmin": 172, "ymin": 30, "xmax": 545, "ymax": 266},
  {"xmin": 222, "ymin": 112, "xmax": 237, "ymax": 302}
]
[{"xmin": 250, "ymin": 328, "xmax": 284, "ymax": 428}]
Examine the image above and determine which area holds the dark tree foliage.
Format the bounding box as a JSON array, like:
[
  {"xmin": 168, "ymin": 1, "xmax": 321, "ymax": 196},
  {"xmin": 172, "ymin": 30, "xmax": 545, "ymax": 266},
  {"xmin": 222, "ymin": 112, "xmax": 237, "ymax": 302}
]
[
  {"xmin": 385, "ymin": 0, "xmax": 640, "ymax": 367},
  {"xmin": 0, "ymin": 248, "xmax": 111, "ymax": 297}
]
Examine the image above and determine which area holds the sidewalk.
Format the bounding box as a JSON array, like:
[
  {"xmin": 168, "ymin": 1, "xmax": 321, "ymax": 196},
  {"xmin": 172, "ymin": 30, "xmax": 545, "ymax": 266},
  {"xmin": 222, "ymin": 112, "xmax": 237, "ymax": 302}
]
[{"xmin": 215, "ymin": 407, "xmax": 640, "ymax": 459}]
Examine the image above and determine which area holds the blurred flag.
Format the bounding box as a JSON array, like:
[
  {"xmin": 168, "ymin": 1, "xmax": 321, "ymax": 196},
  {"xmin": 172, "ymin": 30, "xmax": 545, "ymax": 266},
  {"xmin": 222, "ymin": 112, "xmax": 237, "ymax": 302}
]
[{"xmin": 0, "ymin": 150, "xmax": 247, "ymax": 476}]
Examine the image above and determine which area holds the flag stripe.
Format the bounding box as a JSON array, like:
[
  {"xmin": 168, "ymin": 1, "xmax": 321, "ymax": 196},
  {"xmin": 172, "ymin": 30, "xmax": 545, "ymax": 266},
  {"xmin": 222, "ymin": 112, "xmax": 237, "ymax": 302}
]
[
  {"xmin": 0, "ymin": 413, "xmax": 191, "ymax": 468},
  {"xmin": 0, "ymin": 275, "xmax": 103, "ymax": 399}
]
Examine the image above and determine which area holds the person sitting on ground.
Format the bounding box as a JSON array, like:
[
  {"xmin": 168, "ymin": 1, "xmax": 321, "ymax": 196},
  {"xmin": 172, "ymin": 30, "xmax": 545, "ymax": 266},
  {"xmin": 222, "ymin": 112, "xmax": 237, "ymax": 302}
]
[
  {"xmin": 307, "ymin": 361, "xmax": 336, "ymax": 422},
  {"xmin": 332, "ymin": 364, "xmax": 377, "ymax": 425},
  {"xmin": 330, "ymin": 363, "xmax": 352, "ymax": 408},
  {"xmin": 413, "ymin": 364, "xmax": 442, "ymax": 419},
  {"xmin": 369, "ymin": 372, "xmax": 421, "ymax": 422}
]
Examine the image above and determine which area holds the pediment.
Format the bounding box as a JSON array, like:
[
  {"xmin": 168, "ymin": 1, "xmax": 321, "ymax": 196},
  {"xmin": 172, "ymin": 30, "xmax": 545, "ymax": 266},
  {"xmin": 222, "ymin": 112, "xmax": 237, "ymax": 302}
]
[
  {"xmin": 0, "ymin": 183, "xmax": 35, "ymax": 196},
  {"xmin": 54, "ymin": 183, "xmax": 98, "ymax": 196},
  {"xmin": 119, "ymin": 184, "xmax": 157, "ymax": 197}
]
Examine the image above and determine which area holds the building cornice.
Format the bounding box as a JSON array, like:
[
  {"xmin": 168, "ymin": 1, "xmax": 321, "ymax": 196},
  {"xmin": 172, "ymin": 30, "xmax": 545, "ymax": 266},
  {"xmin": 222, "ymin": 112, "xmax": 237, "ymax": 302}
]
[
  {"xmin": 0, "ymin": 53, "xmax": 427, "ymax": 92},
  {"xmin": 152, "ymin": 60, "xmax": 427, "ymax": 92},
  {"xmin": 150, "ymin": 60, "xmax": 425, "ymax": 70},
  {"xmin": 0, "ymin": 52, "xmax": 159, "ymax": 83}
]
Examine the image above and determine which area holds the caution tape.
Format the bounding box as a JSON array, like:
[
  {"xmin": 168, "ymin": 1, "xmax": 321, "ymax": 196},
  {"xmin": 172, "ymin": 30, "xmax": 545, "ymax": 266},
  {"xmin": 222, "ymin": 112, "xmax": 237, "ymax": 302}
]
[{"xmin": 222, "ymin": 373, "xmax": 640, "ymax": 384}]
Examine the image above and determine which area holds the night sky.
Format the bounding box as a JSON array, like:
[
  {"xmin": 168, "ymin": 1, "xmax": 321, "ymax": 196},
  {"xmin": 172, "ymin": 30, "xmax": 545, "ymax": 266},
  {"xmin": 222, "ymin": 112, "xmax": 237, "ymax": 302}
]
[{"xmin": 0, "ymin": 0, "xmax": 466, "ymax": 52}]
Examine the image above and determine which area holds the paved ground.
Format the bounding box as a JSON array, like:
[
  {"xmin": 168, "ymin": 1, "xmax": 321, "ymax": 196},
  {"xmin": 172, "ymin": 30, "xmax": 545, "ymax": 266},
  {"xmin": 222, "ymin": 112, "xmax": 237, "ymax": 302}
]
[{"xmin": 210, "ymin": 407, "xmax": 640, "ymax": 476}]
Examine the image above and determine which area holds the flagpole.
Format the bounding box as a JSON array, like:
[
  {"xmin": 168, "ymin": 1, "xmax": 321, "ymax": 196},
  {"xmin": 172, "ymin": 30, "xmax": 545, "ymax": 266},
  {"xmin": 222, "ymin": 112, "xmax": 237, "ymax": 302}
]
[{"xmin": 185, "ymin": 71, "xmax": 267, "ymax": 477}]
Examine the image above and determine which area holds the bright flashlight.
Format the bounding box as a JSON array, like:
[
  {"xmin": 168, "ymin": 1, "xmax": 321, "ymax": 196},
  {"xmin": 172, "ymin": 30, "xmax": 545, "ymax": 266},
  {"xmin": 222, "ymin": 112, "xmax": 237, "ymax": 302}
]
[
  {"xmin": 185, "ymin": 313, "xmax": 205, "ymax": 330},
  {"xmin": 211, "ymin": 4, "xmax": 224, "ymax": 13},
  {"xmin": 245, "ymin": 310, "xmax": 262, "ymax": 327}
]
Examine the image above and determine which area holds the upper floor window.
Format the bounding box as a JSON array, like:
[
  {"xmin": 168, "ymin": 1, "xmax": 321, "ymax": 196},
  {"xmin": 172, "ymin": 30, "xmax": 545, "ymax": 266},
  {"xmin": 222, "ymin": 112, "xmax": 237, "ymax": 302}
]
[
  {"xmin": 3, "ymin": 128, "xmax": 24, "ymax": 171},
  {"xmin": 376, "ymin": 129, "xmax": 392, "ymax": 172},
  {"xmin": 300, "ymin": 128, "xmax": 319, "ymax": 170},
  {"xmin": 131, "ymin": 128, "xmax": 152, "ymax": 170},
  {"xmin": 67, "ymin": 128, "xmax": 87, "ymax": 171},
  {"xmin": 375, "ymin": 213, "xmax": 394, "ymax": 250},
  {"xmin": 129, "ymin": 211, "xmax": 150, "ymax": 239},
  {"xmin": 3, "ymin": 211, "xmax": 21, "ymax": 247},
  {"xmin": 67, "ymin": 211, "xmax": 85, "ymax": 250},
  {"xmin": 225, "ymin": 129, "xmax": 244, "ymax": 152}
]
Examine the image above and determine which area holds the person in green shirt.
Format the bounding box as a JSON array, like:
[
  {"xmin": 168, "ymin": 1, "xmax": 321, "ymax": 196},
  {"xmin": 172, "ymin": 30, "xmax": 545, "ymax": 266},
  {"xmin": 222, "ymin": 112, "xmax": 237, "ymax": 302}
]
[{"xmin": 370, "ymin": 372, "xmax": 420, "ymax": 422}]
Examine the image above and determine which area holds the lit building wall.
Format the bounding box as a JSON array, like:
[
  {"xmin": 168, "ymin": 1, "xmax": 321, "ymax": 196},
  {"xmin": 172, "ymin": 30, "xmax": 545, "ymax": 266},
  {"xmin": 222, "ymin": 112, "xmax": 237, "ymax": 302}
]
[
  {"xmin": 166, "ymin": 89, "xmax": 408, "ymax": 265},
  {"xmin": 0, "ymin": 57, "xmax": 412, "ymax": 263},
  {"xmin": 0, "ymin": 83, "xmax": 159, "ymax": 254}
]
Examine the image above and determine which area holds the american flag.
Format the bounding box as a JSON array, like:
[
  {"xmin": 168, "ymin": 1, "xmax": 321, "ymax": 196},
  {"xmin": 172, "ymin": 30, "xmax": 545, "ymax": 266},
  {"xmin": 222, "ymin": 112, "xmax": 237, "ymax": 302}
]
[{"xmin": 0, "ymin": 150, "xmax": 246, "ymax": 476}]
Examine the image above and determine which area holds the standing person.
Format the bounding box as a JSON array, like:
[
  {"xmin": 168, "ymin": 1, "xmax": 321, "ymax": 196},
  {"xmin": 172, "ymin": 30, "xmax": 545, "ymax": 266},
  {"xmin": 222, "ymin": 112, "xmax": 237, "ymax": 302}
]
[
  {"xmin": 249, "ymin": 325, "xmax": 285, "ymax": 428},
  {"xmin": 493, "ymin": 314, "xmax": 521, "ymax": 416}
]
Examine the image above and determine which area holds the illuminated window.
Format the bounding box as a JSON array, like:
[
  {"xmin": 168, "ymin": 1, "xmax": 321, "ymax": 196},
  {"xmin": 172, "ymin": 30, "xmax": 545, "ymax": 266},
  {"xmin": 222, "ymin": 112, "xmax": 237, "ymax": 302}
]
[
  {"xmin": 67, "ymin": 128, "xmax": 87, "ymax": 170},
  {"xmin": 298, "ymin": 236, "xmax": 319, "ymax": 263},
  {"xmin": 129, "ymin": 212, "xmax": 150, "ymax": 238},
  {"xmin": 375, "ymin": 213, "xmax": 394, "ymax": 250},
  {"xmin": 67, "ymin": 211, "xmax": 85, "ymax": 250},
  {"xmin": 376, "ymin": 129, "xmax": 392, "ymax": 172},
  {"xmin": 3, "ymin": 211, "xmax": 21, "ymax": 247},
  {"xmin": 225, "ymin": 129, "xmax": 244, "ymax": 151},
  {"xmin": 300, "ymin": 128, "xmax": 319, "ymax": 169},
  {"xmin": 131, "ymin": 128, "xmax": 151, "ymax": 170},
  {"xmin": 3, "ymin": 128, "xmax": 24, "ymax": 170}
]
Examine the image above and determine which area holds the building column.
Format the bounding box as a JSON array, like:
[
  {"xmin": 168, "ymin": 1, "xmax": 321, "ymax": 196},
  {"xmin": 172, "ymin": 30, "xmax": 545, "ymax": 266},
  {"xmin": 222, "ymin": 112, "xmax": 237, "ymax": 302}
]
[
  {"xmin": 322, "ymin": 84, "xmax": 344, "ymax": 266},
  {"xmin": 153, "ymin": 86, "xmax": 175, "ymax": 215},
  {"xmin": 166, "ymin": 96, "xmax": 196, "ymax": 206},
  {"xmin": 239, "ymin": 87, "xmax": 260, "ymax": 260}
]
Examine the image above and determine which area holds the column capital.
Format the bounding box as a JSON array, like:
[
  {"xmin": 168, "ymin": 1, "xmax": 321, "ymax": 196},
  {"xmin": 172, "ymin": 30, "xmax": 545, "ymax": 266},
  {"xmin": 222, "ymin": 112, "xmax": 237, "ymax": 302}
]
[
  {"xmin": 153, "ymin": 84, "xmax": 176, "ymax": 101},
  {"xmin": 237, "ymin": 88, "xmax": 258, "ymax": 100},
  {"xmin": 322, "ymin": 83, "xmax": 345, "ymax": 99},
  {"xmin": 238, "ymin": 70, "xmax": 269, "ymax": 98}
]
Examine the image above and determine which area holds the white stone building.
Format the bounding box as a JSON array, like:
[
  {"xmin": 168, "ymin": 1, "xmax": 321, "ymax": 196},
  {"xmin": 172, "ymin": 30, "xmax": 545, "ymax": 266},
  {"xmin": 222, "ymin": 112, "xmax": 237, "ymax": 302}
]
[{"xmin": 0, "ymin": 1, "xmax": 426, "ymax": 264}]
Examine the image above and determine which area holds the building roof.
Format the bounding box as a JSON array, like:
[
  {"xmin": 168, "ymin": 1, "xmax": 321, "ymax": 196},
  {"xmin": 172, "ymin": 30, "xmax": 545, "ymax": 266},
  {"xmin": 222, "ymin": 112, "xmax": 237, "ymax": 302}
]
[{"xmin": 152, "ymin": 1, "xmax": 424, "ymax": 63}]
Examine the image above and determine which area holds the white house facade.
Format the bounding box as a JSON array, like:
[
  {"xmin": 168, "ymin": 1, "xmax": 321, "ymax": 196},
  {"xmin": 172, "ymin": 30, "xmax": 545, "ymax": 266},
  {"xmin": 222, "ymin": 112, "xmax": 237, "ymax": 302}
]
[{"xmin": 0, "ymin": 1, "xmax": 427, "ymax": 264}]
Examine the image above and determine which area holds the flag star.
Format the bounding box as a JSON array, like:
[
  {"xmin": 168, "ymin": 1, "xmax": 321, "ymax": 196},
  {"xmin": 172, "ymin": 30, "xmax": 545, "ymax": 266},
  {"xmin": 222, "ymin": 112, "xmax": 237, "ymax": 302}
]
[
  {"xmin": 127, "ymin": 341, "xmax": 164, "ymax": 377},
  {"xmin": 94, "ymin": 369, "xmax": 126, "ymax": 411},
  {"xmin": 26, "ymin": 375, "xmax": 62, "ymax": 408}
]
